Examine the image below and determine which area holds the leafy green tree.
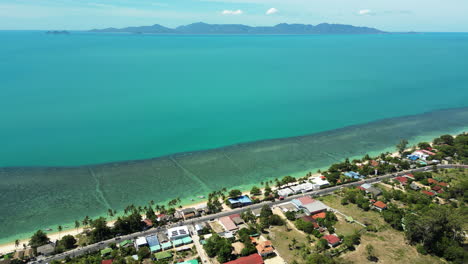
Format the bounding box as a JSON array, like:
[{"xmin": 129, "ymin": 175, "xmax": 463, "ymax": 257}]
[
  {"xmin": 250, "ymin": 186, "xmax": 262, "ymax": 196},
  {"xmin": 137, "ymin": 246, "xmax": 151, "ymax": 260},
  {"xmin": 58, "ymin": 235, "xmax": 77, "ymax": 250},
  {"xmin": 228, "ymin": 189, "xmax": 242, "ymax": 198},
  {"xmin": 89, "ymin": 217, "xmax": 112, "ymax": 243},
  {"xmin": 29, "ymin": 230, "xmax": 50, "ymax": 248}
]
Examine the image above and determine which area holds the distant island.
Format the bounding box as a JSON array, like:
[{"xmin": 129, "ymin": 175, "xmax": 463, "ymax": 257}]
[
  {"xmin": 89, "ymin": 22, "xmax": 385, "ymax": 35},
  {"xmin": 46, "ymin": 30, "xmax": 70, "ymax": 35}
]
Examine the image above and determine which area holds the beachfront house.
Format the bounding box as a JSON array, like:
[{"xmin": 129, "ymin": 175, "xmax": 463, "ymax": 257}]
[
  {"xmin": 167, "ymin": 226, "xmax": 190, "ymax": 241},
  {"xmin": 228, "ymin": 195, "xmax": 252, "ymax": 208},
  {"xmin": 310, "ymin": 176, "xmax": 330, "ymax": 188},
  {"xmin": 37, "ymin": 243, "xmax": 55, "ymax": 256},
  {"xmin": 344, "ymin": 171, "xmax": 363, "ymax": 179},
  {"xmin": 277, "ymin": 188, "xmax": 294, "ymax": 198},
  {"xmin": 256, "ymin": 240, "xmax": 275, "ymax": 257}
]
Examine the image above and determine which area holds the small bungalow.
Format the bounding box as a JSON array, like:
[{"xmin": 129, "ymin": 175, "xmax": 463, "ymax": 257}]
[
  {"xmin": 256, "ymin": 241, "xmax": 274, "ymax": 257},
  {"xmin": 219, "ymin": 216, "xmax": 238, "ymax": 232},
  {"xmin": 102, "ymin": 260, "xmax": 113, "ymax": 264},
  {"xmin": 344, "ymin": 171, "xmax": 363, "ymax": 179},
  {"xmin": 323, "ymin": 235, "xmax": 341, "ymax": 247},
  {"xmin": 277, "ymin": 188, "xmax": 294, "ymax": 197},
  {"xmin": 100, "ymin": 248, "xmax": 112, "ymax": 257},
  {"xmin": 394, "ymin": 176, "xmax": 408, "ymax": 185},
  {"xmin": 410, "ymin": 182, "xmax": 420, "ymax": 191},
  {"xmin": 37, "ymin": 243, "xmax": 55, "ymax": 256},
  {"xmin": 428, "ymin": 178, "xmax": 439, "ymax": 185},
  {"xmin": 366, "ymin": 187, "xmax": 382, "ymax": 197},
  {"xmin": 373, "ymin": 201, "xmax": 387, "ymax": 212},
  {"xmin": 422, "ymin": 190, "xmax": 436, "ymax": 197},
  {"xmin": 278, "ymin": 202, "xmax": 299, "ymax": 213},
  {"xmin": 310, "ymin": 176, "xmax": 330, "ymax": 188},
  {"xmin": 135, "ymin": 237, "xmax": 148, "ymax": 248},
  {"xmin": 119, "ymin": 239, "xmax": 133, "ymax": 248},
  {"xmin": 143, "ymin": 219, "xmax": 153, "ymax": 229},
  {"xmin": 167, "ymin": 226, "xmax": 190, "ymax": 241}
]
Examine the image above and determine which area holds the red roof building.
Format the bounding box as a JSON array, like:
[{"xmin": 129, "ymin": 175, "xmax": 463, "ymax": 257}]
[
  {"xmin": 373, "ymin": 201, "xmax": 387, "ymax": 211},
  {"xmin": 224, "ymin": 254, "xmax": 264, "ymax": 264},
  {"xmin": 143, "ymin": 219, "xmax": 153, "ymax": 227},
  {"xmin": 370, "ymin": 160, "xmax": 379, "ymax": 167},
  {"xmin": 296, "ymin": 196, "xmax": 315, "ymax": 205},
  {"xmin": 432, "ymin": 185, "xmax": 442, "ymax": 191},
  {"xmin": 356, "ymin": 186, "xmax": 366, "ymax": 191},
  {"xmin": 428, "ymin": 178, "xmax": 439, "ymax": 185},
  {"xmin": 323, "ymin": 235, "xmax": 341, "ymax": 247},
  {"xmin": 394, "ymin": 176, "xmax": 408, "ymax": 185},
  {"xmin": 422, "ymin": 190, "xmax": 436, "ymax": 196},
  {"xmin": 405, "ymin": 173, "xmax": 415, "ymax": 179},
  {"xmin": 312, "ymin": 212, "xmax": 326, "ymax": 220},
  {"xmin": 438, "ymin": 182, "xmax": 448, "ymax": 187},
  {"xmin": 102, "ymin": 260, "xmax": 113, "ymax": 264}
]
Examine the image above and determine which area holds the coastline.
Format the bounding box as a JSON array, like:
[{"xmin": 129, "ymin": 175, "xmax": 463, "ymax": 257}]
[{"xmin": 1, "ymin": 107, "xmax": 468, "ymax": 250}]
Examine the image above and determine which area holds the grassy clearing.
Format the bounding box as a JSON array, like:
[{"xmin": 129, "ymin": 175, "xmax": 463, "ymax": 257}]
[
  {"xmin": 268, "ymin": 225, "xmax": 309, "ymax": 264},
  {"xmin": 318, "ymin": 195, "xmax": 386, "ymax": 228},
  {"xmin": 333, "ymin": 218, "xmax": 362, "ymax": 237},
  {"xmin": 342, "ymin": 229, "xmax": 445, "ymax": 264}
]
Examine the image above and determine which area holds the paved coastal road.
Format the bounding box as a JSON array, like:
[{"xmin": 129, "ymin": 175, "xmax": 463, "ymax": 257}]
[{"xmin": 33, "ymin": 164, "xmax": 467, "ymax": 263}]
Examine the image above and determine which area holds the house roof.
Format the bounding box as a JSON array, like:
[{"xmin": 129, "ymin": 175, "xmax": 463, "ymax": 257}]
[
  {"xmin": 219, "ymin": 216, "xmax": 238, "ymax": 231},
  {"xmin": 373, "ymin": 201, "xmax": 387, "ymax": 209},
  {"xmin": 102, "ymin": 260, "xmax": 113, "ymax": 264},
  {"xmin": 143, "ymin": 219, "xmax": 153, "ymax": 227},
  {"xmin": 323, "ymin": 235, "xmax": 340, "ymax": 245},
  {"xmin": 422, "ymin": 190, "xmax": 436, "ymax": 196},
  {"xmin": 224, "ymin": 254, "xmax": 264, "ymax": 264},
  {"xmin": 370, "ymin": 160, "xmax": 379, "ymax": 167},
  {"xmin": 438, "ymin": 182, "xmax": 448, "ymax": 187},
  {"xmin": 394, "ymin": 176, "xmax": 408, "ymax": 184},
  {"xmin": 312, "ymin": 212, "xmax": 326, "ymax": 219},
  {"xmin": 296, "ymin": 196, "xmax": 315, "ymax": 205},
  {"xmin": 432, "ymin": 185, "xmax": 442, "ymax": 191},
  {"xmin": 361, "ymin": 183, "xmax": 371, "ymax": 190},
  {"xmin": 428, "ymin": 178, "xmax": 439, "ymax": 184},
  {"xmin": 37, "ymin": 243, "xmax": 55, "ymax": 255},
  {"xmin": 256, "ymin": 241, "xmax": 274, "ymax": 255},
  {"xmin": 301, "ymin": 200, "xmax": 328, "ymax": 215},
  {"xmin": 405, "ymin": 173, "xmax": 414, "ymax": 179}
]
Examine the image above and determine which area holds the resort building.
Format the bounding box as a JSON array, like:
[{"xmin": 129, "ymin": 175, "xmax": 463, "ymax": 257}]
[
  {"xmin": 167, "ymin": 226, "xmax": 190, "ymax": 241},
  {"xmin": 310, "ymin": 176, "xmax": 330, "ymax": 188},
  {"xmin": 277, "ymin": 188, "xmax": 294, "ymax": 197},
  {"xmin": 228, "ymin": 195, "xmax": 252, "ymax": 208},
  {"xmin": 344, "ymin": 171, "xmax": 363, "ymax": 179}
]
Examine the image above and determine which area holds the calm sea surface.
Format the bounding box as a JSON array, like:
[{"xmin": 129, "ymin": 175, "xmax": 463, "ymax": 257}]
[{"xmin": 0, "ymin": 31, "xmax": 468, "ymax": 243}]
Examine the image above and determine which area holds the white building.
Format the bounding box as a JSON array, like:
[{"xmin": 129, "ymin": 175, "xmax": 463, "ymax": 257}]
[
  {"xmin": 277, "ymin": 187, "xmax": 294, "ymax": 197},
  {"xmin": 167, "ymin": 226, "xmax": 190, "ymax": 241},
  {"xmin": 311, "ymin": 177, "xmax": 330, "ymax": 188},
  {"xmin": 135, "ymin": 237, "xmax": 148, "ymax": 248}
]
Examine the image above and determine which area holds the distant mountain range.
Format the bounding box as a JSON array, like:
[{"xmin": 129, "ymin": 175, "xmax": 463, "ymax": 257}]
[{"xmin": 89, "ymin": 22, "xmax": 386, "ymax": 34}]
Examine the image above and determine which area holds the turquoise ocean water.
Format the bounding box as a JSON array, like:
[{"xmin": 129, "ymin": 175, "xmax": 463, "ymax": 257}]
[{"xmin": 0, "ymin": 31, "xmax": 468, "ymax": 244}]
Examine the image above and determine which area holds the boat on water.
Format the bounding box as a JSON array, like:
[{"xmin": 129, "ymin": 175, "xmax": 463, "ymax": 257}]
[
  {"xmin": 45, "ymin": 228, "xmax": 53, "ymax": 231},
  {"xmin": 198, "ymin": 196, "xmax": 205, "ymax": 199}
]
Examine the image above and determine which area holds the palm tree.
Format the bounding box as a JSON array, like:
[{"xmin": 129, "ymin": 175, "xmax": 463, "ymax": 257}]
[
  {"xmin": 108, "ymin": 209, "xmax": 114, "ymax": 217},
  {"xmin": 150, "ymin": 200, "xmax": 155, "ymax": 206},
  {"xmin": 15, "ymin": 239, "xmax": 19, "ymax": 248},
  {"xmin": 58, "ymin": 225, "xmax": 63, "ymax": 239},
  {"xmin": 74, "ymin": 220, "xmax": 80, "ymax": 232}
]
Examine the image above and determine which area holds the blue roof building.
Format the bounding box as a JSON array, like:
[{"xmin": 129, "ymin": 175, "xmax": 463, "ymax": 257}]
[
  {"xmin": 228, "ymin": 195, "xmax": 252, "ymax": 208},
  {"xmin": 344, "ymin": 171, "xmax": 363, "ymax": 179},
  {"xmin": 146, "ymin": 235, "xmax": 160, "ymax": 247}
]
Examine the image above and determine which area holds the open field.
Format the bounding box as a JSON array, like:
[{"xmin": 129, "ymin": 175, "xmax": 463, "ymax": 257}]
[
  {"xmin": 268, "ymin": 225, "xmax": 309, "ymax": 264},
  {"xmin": 342, "ymin": 229, "xmax": 445, "ymax": 264},
  {"xmin": 318, "ymin": 195, "xmax": 386, "ymax": 228}
]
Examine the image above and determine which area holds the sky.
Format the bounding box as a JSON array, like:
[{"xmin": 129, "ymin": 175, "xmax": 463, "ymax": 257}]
[{"xmin": 0, "ymin": 0, "xmax": 467, "ymax": 31}]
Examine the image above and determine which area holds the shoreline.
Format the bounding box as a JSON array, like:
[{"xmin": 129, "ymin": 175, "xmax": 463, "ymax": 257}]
[
  {"xmin": 0, "ymin": 131, "xmax": 464, "ymax": 254},
  {"xmin": 0, "ymin": 109, "xmax": 467, "ymax": 251}
]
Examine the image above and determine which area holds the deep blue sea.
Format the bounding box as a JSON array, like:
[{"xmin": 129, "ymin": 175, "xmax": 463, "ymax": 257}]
[{"xmin": 0, "ymin": 31, "xmax": 467, "ymax": 244}]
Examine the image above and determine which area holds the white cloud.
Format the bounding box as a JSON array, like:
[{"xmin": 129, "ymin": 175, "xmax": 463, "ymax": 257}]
[
  {"xmin": 266, "ymin": 8, "xmax": 278, "ymax": 15},
  {"xmin": 221, "ymin": 9, "xmax": 243, "ymax": 15},
  {"xmin": 358, "ymin": 9, "xmax": 372, "ymax": 15}
]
